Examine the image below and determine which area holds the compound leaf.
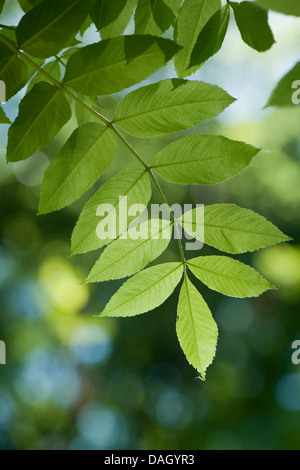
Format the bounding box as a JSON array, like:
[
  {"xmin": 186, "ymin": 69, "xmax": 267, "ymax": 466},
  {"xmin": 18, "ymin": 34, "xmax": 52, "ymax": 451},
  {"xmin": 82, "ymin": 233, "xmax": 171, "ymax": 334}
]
[
  {"xmin": 7, "ymin": 82, "xmax": 71, "ymax": 162},
  {"xmin": 71, "ymin": 169, "xmax": 152, "ymax": 255},
  {"xmin": 87, "ymin": 219, "xmax": 173, "ymax": 282},
  {"xmin": 99, "ymin": 262, "xmax": 183, "ymax": 317},
  {"xmin": 39, "ymin": 123, "xmax": 117, "ymax": 214},
  {"xmin": 63, "ymin": 35, "xmax": 180, "ymax": 96},
  {"xmin": 114, "ymin": 79, "xmax": 235, "ymax": 137},
  {"xmin": 188, "ymin": 255, "xmax": 274, "ymax": 298},
  {"xmin": 177, "ymin": 276, "xmax": 218, "ymax": 379},
  {"xmin": 152, "ymin": 134, "xmax": 259, "ymax": 185}
]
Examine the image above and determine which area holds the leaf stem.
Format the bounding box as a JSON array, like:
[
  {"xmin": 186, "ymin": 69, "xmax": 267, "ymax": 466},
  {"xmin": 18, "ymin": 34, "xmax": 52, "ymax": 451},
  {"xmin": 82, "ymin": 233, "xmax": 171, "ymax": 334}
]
[{"xmin": 0, "ymin": 34, "xmax": 186, "ymax": 266}]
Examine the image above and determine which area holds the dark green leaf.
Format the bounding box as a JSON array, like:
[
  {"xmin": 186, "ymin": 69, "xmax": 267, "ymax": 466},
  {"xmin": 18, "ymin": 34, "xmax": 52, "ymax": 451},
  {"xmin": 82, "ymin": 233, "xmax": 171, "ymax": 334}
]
[
  {"xmin": 0, "ymin": 106, "xmax": 10, "ymax": 123},
  {"xmin": 64, "ymin": 35, "xmax": 180, "ymax": 96},
  {"xmin": 174, "ymin": 0, "xmax": 221, "ymax": 78},
  {"xmin": 7, "ymin": 82, "xmax": 71, "ymax": 162},
  {"xmin": 27, "ymin": 60, "xmax": 61, "ymax": 92},
  {"xmin": 18, "ymin": 0, "xmax": 44, "ymax": 12},
  {"xmin": 229, "ymin": 1, "xmax": 275, "ymax": 52},
  {"xmin": 0, "ymin": 35, "xmax": 28, "ymax": 100},
  {"xmin": 16, "ymin": 0, "xmax": 90, "ymax": 58},
  {"xmin": 91, "ymin": 0, "xmax": 137, "ymax": 39},
  {"xmin": 189, "ymin": 5, "xmax": 230, "ymax": 68},
  {"xmin": 135, "ymin": 0, "xmax": 181, "ymax": 36},
  {"xmin": 258, "ymin": 0, "xmax": 300, "ymax": 16}
]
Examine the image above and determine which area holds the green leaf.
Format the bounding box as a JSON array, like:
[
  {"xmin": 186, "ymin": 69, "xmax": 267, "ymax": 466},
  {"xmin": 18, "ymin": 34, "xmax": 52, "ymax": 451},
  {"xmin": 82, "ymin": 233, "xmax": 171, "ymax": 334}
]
[
  {"xmin": 257, "ymin": 0, "xmax": 300, "ymax": 17},
  {"xmin": 228, "ymin": 1, "xmax": 275, "ymax": 52},
  {"xmin": 18, "ymin": 0, "xmax": 44, "ymax": 12},
  {"xmin": 174, "ymin": 0, "xmax": 221, "ymax": 78},
  {"xmin": 188, "ymin": 255, "xmax": 275, "ymax": 298},
  {"xmin": 0, "ymin": 106, "xmax": 10, "ymax": 124},
  {"xmin": 16, "ymin": 0, "xmax": 90, "ymax": 58},
  {"xmin": 177, "ymin": 276, "xmax": 218, "ymax": 379},
  {"xmin": 71, "ymin": 169, "xmax": 152, "ymax": 255},
  {"xmin": 135, "ymin": 0, "xmax": 181, "ymax": 36},
  {"xmin": 0, "ymin": 0, "xmax": 5, "ymax": 14},
  {"xmin": 39, "ymin": 123, "xmax": 117, "ymax": 214},
  {"xmin": 91, "ymin": 0, "xmax": 137, "ymax": 39},
  {"xmin": 87, "ymin": 219, "xmax": 173, "ymax": 283},
  {"xmin": 99, "ymin": 262, "xmax": 183, "ymax": 318},
  {"xmin": 75, "ymin": 96, "xmax": 101, "ymax": 126},
  {"xmin": 64, "ymin": 35, "xmax": 180, "ymax": 96},
  {"xmin": 27, "ymin": 60, "xmax": 61, "ymax": 92},
  {"xmin": 189, "ymin": 5, "xmax": 230, "ymax": 68},
  {"xmin": 114, "ymin": 79, "xmax": 235, "ymax": 137},
  {"xmin": 7, "ymin": 82, "xmax": 71, "ymax": 163},
  {"xmin": 0, "ymin": 35, "xmax": 28, "ymax": 100},
  {"xmin": 265, "ymin": 62, "xmax": 300, "ymax": 107},
  {"xmin": 152, "ymin": 134, "xmax": 259, "ymax": 185},
  {"xmin": 179, "ymin": 204, "xmax": 291, "ymax": 254}
]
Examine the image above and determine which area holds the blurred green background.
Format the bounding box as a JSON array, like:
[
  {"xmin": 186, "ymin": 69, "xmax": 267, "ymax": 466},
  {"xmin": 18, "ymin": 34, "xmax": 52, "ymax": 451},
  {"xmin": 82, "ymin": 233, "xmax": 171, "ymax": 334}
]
[{"xmin": 0, "ymin": 1, "xmax": 300, "ymax": 450}]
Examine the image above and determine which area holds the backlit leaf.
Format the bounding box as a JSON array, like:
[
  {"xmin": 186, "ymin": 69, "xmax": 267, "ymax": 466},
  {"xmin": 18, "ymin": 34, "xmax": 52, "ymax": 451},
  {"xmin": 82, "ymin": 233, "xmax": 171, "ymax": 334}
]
[
  {"xmin": 71, "ymin": 169, "xmax": 152, "ymax": 255},
  {"xmin": 0, "ymin": 35, "xmax": 28, "ymax": 100},
  {"xmin": 7, "ymin": 82, "xmax": 71, "ymax": 162},
  {"xmin": 39, "ymin": 123, "xmax": 117, "ymax": 214},
  {"xmin": 99, "ymin": 262, "xmax": 183, "ymax": 317},
  {"xmin": 135, "ymin": 0, "xmax": 181, "ymax": 36},
  {"xmin": 179, "ymin": 204, "xmax": 291, "ymax": 254},
  {"xmin": 177, "ymin": 276, "xmax": 218, "ymax": 379},
  {"xmin": 174, "ymin": 0, "xmax": 221, "ymax": 78},
  {"xmin": 188, "ymin": 255, "xmax": 275, "ymax": 297},
  {"xmin": 16, "ymin": 0, "xmax": 90, "ymax": 58},
  {"xmin": 87, "ymin": 219, "xmax": 173, "ymax": 282},
  {"xmin": 114, "ymin": 79, "xmax": 235, "ymax": 137},
  {"xmin": 27, "ymin": 60, "xmax": 61, "ymax": 92},
  {"xmin": 91, "ymin": 0, "xmax": 137, "ymax": 39},
  {"xmin": 152, "ymin": 134, "xmax": 259, "ymax": 184},
  {"xmin": 64, "ymin": 35, "xmax": 180, "ymax": 96}
]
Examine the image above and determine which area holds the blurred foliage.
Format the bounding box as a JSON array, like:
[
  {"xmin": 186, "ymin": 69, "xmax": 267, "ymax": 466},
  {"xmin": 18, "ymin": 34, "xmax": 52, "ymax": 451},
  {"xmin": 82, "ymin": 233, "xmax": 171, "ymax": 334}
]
[{"xmin": 0, "ymin": 0, "xmax": 300, "ymax": 451}]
